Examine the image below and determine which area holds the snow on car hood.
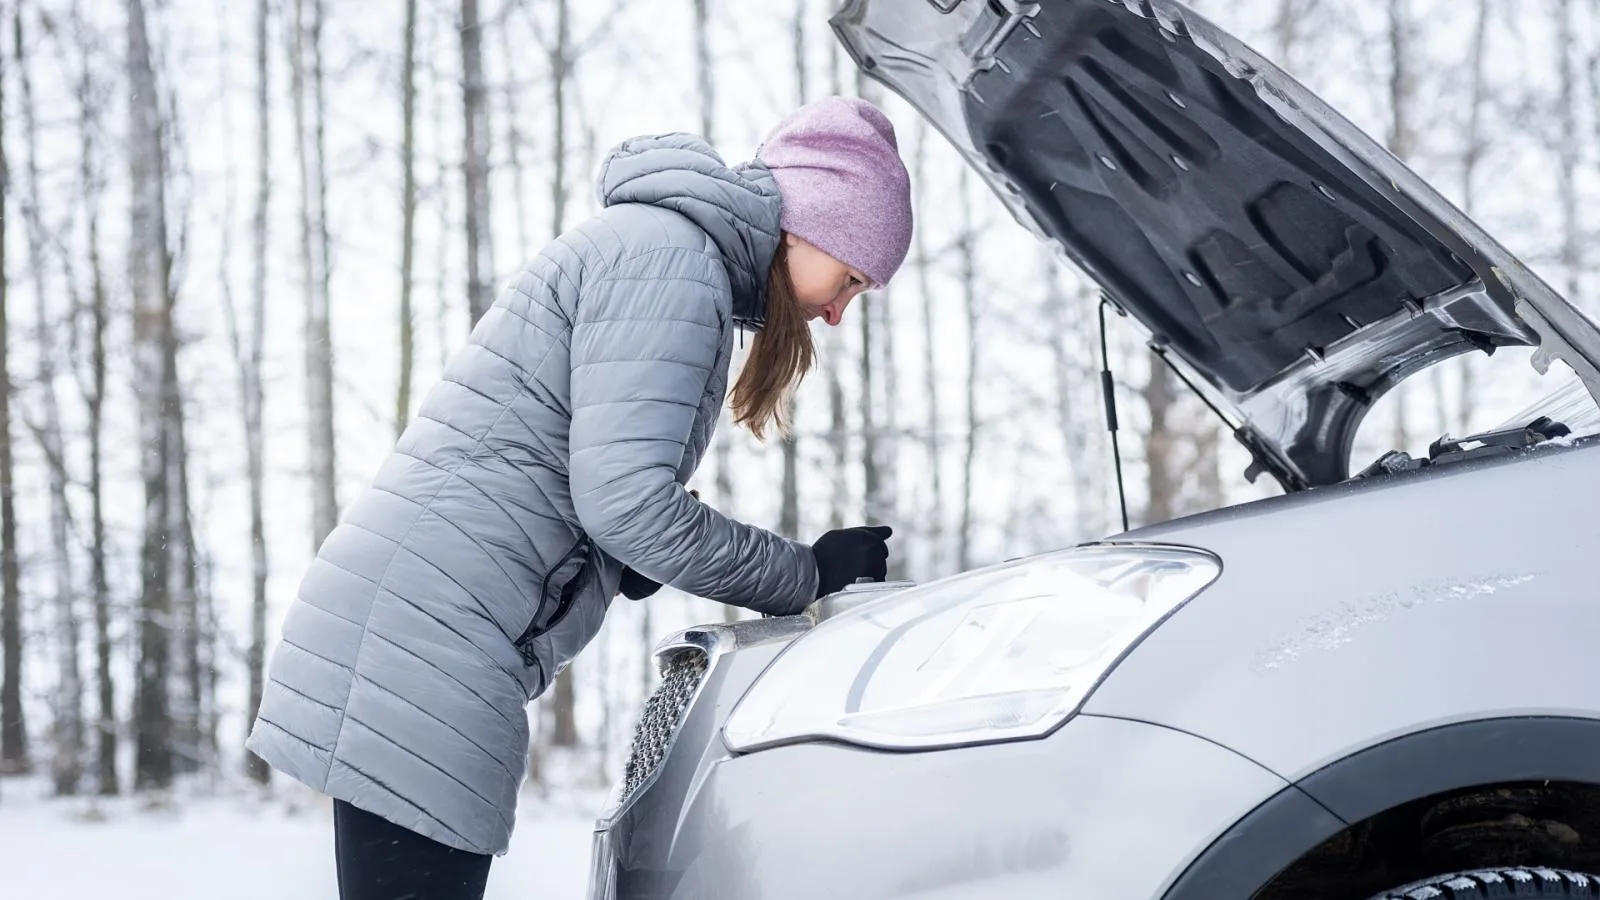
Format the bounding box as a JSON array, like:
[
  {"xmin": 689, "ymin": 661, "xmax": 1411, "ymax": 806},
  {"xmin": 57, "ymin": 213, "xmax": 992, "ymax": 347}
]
[{"xmin": 830, "ymin": 0, "xmax": 1600, "ymax": 489}]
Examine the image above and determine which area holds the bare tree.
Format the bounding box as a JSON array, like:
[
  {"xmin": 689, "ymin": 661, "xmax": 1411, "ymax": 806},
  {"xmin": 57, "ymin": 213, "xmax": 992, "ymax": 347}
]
[
  {"xmin": 1044, "ymin": 259, "xmax": 1106, "ymax": 544},
  {"xmin": 912, "ymin": 120, "xmax": 944, "ymax": 576},
  {"xmin": 854, "ymin": 74, "xmax": 885, "ymax": 542},
  {"xmin": 853, "ymin": 73, "xmax": 899, "ymax": 574},
  {"xmin": 876, "ymin": 252, "xmax": 900, "ymax": 565},
  {"xmin": 1141, "ymin": 364, "xmax": 1180, "ymax": 525},
  {"xmin": 1272, "ymin": 0, "xmax": 1321, "ymax": 73},
  {"xmin": 14, "ymin": 7, "xmax": 83, "ymax": 796},
  {"xmin": 826, "ymin": 358, "xmax": 849, "ymax": 531},
  {"xmin": 461, "ymin": 0, "xmax": 495, "ymax": 326},
  {"xmin": 169, "ymin": 383, "xmax": 208, "ymax": 776},
  {"xmin": 548, "ymin": 0, "xmax": 570, "ymax": 244},
  {"xmin": 1456, "ymin": 0, "xmax": 1492, "ymax": 436},
  {"xmin": 957, "ymin": 169, "xmax": 980, "ymax": 572},
  {"xmin": 1191, "ymin": 407, "xmax": 1224, "ymax": 510},
  {"xmin": 778, "ymin": 0, "xmax": 808, "ymax": 543},
  {"xmin": 234, "ymin": 0, "xmax": 274, "ymax": 785},
  {"xmin": 1385, "ymin": 0, "xmax": 1416, "ymax": 451},
  {"xmin": 87, "ymin": 222, "xmax": 113, "ymax": 794},
  {"xmin": 824, "ymin": 31, "xmax": 849, "ymax": 532},
  {"xmin": 72, "ymin": 0, "xmax": 117, "ymax": 793},
  {"xmin": 430, "ymin": 8, "xmax": 454, "ymax": 376},
  {"xmin": 396, "ymin": 0, "xmax": 419, "ymax": 436},
  {"xmin": 546, "ymin": 0, "xmax": 580, "ymax": 750},
  {"xmin": 1556, "ymin": 0, "xmax": 1582, "ymax": 307},
  {"xmin": 128, "ymin": 0, "xmax": 177, "ymax": 791},
  {"xmin": 150, "ymin": 4, "xmax": 209, "ymax": 778},
  {"xmin": 292, "ymin": 0, "xmax": 338, "ymax": 550},
  {"xmin": 0, "ymin": 13, "xmax": 24, "ymax": 777},
  {"xmin": 497, "ymin": 9, "xmax": 532, "ymax": 264},
  {"xmin": 1592, "ymin": 0, "xmax": 1600, "ymax": 207}
]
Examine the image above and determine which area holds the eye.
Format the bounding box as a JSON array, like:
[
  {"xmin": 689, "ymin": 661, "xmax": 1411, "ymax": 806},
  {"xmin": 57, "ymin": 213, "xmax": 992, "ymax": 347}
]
[{"xmin": 848, "ymin": 274, "xmax": 865, "ymax": 288}]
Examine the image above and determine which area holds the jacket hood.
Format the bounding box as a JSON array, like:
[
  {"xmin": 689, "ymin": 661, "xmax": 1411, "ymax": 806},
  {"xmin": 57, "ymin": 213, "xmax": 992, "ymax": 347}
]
[{"xmin": 598, "ymin": 133, "xmax": 783, "ymax": 327}]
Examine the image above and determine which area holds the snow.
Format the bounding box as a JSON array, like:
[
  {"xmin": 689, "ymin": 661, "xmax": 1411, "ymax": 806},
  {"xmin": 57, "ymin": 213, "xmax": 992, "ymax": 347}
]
[{"xmin": 0, "ymin": 778, "xmax": 602, "ymax": 900}]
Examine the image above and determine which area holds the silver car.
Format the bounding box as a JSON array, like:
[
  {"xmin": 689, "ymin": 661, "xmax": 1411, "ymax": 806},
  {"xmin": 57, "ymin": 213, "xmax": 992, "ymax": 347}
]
[{"xmin": 588, "ymin": 1, "xmax": 1600, "ymax": 898}]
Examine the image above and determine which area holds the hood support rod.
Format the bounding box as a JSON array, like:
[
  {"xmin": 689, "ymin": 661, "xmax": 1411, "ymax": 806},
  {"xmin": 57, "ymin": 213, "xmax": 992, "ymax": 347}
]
[{"xmin": 1100, "ymin": 295, "xmax": 1130, "ymax": 534}]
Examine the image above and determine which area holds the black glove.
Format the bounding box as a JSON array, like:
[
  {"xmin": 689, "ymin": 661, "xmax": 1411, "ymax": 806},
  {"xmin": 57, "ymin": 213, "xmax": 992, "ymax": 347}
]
[
  {"xmin": 811, "ymin": 525, "xmax": 893, "ymax": 598},
  {"xmin": 618, "ymin": 566, "xmax": 662, "ymax": 601}
]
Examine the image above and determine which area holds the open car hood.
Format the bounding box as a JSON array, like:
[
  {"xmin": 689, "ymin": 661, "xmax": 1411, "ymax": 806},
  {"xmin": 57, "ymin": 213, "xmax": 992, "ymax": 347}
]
[{"xmin": 831, "ymin": 0, "xmax": 1600, "ymax": 489}]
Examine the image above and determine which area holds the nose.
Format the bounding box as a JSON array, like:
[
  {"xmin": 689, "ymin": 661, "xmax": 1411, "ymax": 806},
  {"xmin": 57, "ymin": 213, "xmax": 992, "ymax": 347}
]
[{"xmin": 820, "ymin": 293, "xmax": 854, "ymax": 327}]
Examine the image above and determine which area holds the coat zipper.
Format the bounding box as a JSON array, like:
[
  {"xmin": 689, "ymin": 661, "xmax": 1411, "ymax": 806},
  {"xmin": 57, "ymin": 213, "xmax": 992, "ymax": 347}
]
[{"xmin": 515, "ymin": 536, "xmax": 592, "ymax": 665}]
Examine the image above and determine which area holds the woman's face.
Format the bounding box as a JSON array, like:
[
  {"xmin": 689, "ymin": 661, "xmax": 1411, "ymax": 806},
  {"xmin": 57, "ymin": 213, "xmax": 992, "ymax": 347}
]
[{"xmin": 782, "ymin": 233, "xmax": 870, "ymax": 327}]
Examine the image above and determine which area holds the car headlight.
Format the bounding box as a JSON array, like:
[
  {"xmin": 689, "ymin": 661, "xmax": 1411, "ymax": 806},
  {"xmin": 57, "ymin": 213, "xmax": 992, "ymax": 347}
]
[{"xmin": 722, "ymin": 544, "xmax": 1221, "ymax": 752}]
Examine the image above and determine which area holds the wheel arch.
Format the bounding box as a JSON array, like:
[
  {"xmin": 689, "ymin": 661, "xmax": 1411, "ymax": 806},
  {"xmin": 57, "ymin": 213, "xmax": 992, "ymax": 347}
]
[{"xmin": 1162, "ymin": 716, "xmax": 1600, "ymax": 899}]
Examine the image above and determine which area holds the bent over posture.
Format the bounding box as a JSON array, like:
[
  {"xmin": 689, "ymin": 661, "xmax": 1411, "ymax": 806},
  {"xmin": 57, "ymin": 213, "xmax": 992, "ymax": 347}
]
[{"xmin": 246, "ymin": 95, "xmax": 915, "ymax": 899}]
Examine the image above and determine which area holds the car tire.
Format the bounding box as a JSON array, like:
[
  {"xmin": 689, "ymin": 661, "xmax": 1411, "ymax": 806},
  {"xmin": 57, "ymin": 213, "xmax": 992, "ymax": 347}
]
[{"xmin": 1367, "ymin": 867, "xmax": 1600, "ymax": 898}]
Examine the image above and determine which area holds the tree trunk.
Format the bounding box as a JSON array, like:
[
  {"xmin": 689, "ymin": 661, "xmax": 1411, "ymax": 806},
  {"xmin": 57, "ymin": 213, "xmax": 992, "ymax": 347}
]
[
  {"xmin": 128, "ymin": 0, "xmax": 176, "ymax": 792},
  {"xmin": 824, "ymin": 28, "xmax": 849, "ymax": 533},
  {"xmin": 1385, "ymin": 0, "xmax": 1414, "ymax": 451},
  {"xmin": 498, "ymin": 11, "xmax": 531, "ymax": 265},
  {"xmin": 397, "ymin": 0, "xmax": 418, "ymax": 437},
  {"xmin": 89, "ymin": 225, "xmax": 113, "ymax": 794},
  {"xmin": 169, "ymin": 402, "xmax": 204, "ymax": 776},
  {"xmin": 238, "ymin": 0, "xmax": 273, "ymax": 786},
  {"xmin": 912, "ymin": 120, "xmax": 943, "ymax": 577},
  {"xmin": 1045, "ymin": 260, "xmax": 1105, "ymax": 543},
  {"xmin": 957, "ymin": 170, "xmax": 979, "ymax": 573},
  {"xmin": 0, "ymin": 22, "xmax": 24, "ymax": 777},
  {"xmin": 854, "ymin": 75, "xmax": 893, "ymax": 554},
  {"xmin": 1592, "ymin": 0, "xmax": 1600, "ymax": 241},
  {"xmin": 154, "ymin": 17, "xmax": 204, "ymax": 781},
  {"xmin": 546, "ymin": 0, "xmax": 579, "ymax": 750},
  {"xmin": 549, "ymin": 0, "xmax": 569, "ymax": 242},
  {"xmin": 1456, "ymin": 0, "xmax": 1491, "ymax": 437},
  {"xmin": 461, "ymin": 0, "xmax": 494, "ymax": 327},
  {"xmin": 293, "ymin": 0, "xmax": 338, "ymax": 551},
  {"xmin": 778, "ymin": 0, "xmax": 807, "ymax": 543},
  {"xmin": 71, "ymin": 0, "xmax": 116, "ymax": 791},
  {"xmin": 825, "ymin": 358, "xmax": 848, "ymax": 531},
  {"xmin": 1142, "ymin": 363, "xmax": 1179, "ymax": 526},
  {"xmin": 876, "ymin": 256, "xmax": 899, "ymax": 570},
  {"xmin": 13, "ymin": 8, "xmax": 83, "ymax": 796},
  {"xmin": 80, "ymin": 25, "xmax": 116, "ymax": 793},
  {"xmin": 1193, "ymin": 410, "xmax": 1224, "ymax": 510},
  {"xmin": 1557, "ymin": 0, "xmax": 1582, "ymax": 308},
  {"xmin": 859, "ymin": 296, "xmax": 880, "ymax": 522},
  {"xmin": 430, "ymin": 8, "xmax": 453, "ymax": 376},
  {"xmin": 694, "ymin": 0, "xmax": 713, "ymax": 137},
  {"xmin": 1271, "ymin": 0, "xmax": 1320, "ymax": 73}
]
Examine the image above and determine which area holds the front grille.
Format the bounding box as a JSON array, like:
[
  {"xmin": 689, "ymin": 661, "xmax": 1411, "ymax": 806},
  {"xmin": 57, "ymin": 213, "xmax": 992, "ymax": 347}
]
[{"xmin": 618, "ymin": 647, "xmax": 709, "ymax": 804}]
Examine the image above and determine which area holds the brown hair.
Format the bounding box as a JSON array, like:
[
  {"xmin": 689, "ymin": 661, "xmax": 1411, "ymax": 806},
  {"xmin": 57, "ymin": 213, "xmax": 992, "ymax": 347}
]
[{"xmin": 729, "ymin": 240, "xmax": 814, "ymax": 441}]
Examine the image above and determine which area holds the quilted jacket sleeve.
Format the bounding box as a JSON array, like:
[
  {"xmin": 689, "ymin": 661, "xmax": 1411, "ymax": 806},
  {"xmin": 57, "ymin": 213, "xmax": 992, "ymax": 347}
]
[{"xmin": 568, "ymin": 245, "xmax": 820, "ymax": 616}]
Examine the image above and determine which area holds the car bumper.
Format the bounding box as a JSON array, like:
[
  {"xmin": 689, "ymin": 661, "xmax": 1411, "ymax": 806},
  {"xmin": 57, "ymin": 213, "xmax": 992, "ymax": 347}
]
[{"xmin": 590, "ymin": 713, "xmax": 1294, "ymax": 900}]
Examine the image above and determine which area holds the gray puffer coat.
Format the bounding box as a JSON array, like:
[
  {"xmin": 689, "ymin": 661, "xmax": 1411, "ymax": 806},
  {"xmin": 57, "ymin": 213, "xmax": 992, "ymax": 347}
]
[{"xmin": 245, "ymin": 133, "xmax": 820, "ymax": 856}]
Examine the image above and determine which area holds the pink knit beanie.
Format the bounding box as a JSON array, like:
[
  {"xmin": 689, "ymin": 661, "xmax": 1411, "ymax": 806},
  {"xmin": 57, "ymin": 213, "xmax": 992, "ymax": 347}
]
[{"xmin": 757, "ymin": 96, "xmax": 913, "ymax": 288}]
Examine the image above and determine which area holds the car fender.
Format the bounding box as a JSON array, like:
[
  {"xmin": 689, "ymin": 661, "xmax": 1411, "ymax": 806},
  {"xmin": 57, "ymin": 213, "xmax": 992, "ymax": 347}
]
[
  {"xmin": 1080, "ymin": 440, "xmax": 1600, "ymax": 783},
  {"xmin": 1161, "ymin": 716, "xmax": 1600, "ymax": 899}
]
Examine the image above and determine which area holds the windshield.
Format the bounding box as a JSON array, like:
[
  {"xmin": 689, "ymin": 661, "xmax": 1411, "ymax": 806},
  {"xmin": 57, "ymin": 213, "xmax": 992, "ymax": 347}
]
[
  {"xmin": 1348, "ymin": 345, "xmax": 1600, "ymax": 478},
  {"xmin": 1492, "ymin": 367, "xmax": 1600, "ymax": 437}
]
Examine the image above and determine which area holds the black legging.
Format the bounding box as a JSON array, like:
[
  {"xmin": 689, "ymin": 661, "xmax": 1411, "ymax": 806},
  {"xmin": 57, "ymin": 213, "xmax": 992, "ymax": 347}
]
[{"xmin": 333, "ymin": 799, "xmax": 494, "ymax": 900}]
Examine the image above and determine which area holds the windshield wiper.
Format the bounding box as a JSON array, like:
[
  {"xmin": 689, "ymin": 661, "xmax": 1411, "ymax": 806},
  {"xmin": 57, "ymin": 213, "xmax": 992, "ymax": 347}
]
[{"xmin": 1354, "ymin": 416, "xmax": 1571, "ymax": 479}]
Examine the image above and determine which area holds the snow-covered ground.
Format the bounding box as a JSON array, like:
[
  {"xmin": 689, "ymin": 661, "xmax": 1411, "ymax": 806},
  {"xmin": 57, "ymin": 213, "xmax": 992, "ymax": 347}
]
[{"xmin": 0, "ymin": 777, "xmax": 603, "ymax": 900}]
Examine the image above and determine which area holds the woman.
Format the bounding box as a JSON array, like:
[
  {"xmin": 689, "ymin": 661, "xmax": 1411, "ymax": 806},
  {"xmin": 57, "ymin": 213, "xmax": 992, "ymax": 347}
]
[{"xmin": 245, "ymin": 94, "xmax": 914, "ymax": 899}]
